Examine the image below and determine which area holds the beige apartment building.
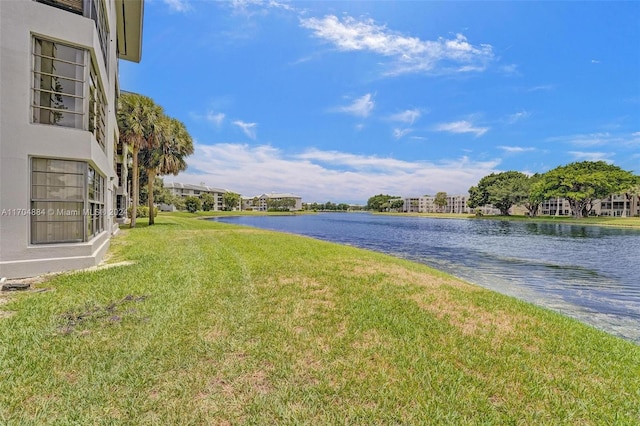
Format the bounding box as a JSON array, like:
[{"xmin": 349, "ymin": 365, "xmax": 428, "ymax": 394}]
[
  {"xmin": 163, "ymin": 182, "xmax": 229, "ymax": 211},
  {"xmin": 242, "ymin": 193, "xmax": 303, "ymax": 211},
  {"xmin": 0, "ymin": 0, "xmax": 143, "ymax": 278},
  {"xmin": 403, "ymin": 195, "xmax": 500, "ymax": 215},
  {"xmin": 404, "ymin": 194, "xmax": 640, "ymax": 217}
]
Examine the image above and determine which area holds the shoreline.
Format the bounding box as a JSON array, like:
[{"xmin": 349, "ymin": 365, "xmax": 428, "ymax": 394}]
[{"xmin": 3, "ymin": 213, "xmax": 637, "ymax": 422}]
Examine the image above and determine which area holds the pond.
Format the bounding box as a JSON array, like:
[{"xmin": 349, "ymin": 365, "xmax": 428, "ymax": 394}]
[{"xmin": 210, "ymin": 213, "xmax": 640, "ymax": 343}]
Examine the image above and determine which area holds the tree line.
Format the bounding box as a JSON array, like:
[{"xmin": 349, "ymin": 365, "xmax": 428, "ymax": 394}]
[
  {"xmin": 367, "ymin": 161, "xmax": 640, "ymax": 219},
  {"xmin": 468, "ymin": 161, "xmax": 639, "ymax": 218}
]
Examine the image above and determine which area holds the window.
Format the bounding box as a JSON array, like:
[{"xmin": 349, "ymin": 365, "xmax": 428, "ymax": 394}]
[
  {"xmin": 116, "ymin": 163, "xmax": 122, "ymax": 186},
  {"xmin": 35, "ymin": 0, "xmax": 83, "ymax": 15},
  {"xmin": 89, "ymin": 0, "xmax": 110, "ymax": 68},
  {"xmin": 31, "ymin": 158, "xmax": 105, "ymax": 244},
  {"xmin": 33, "ymin": 37, "xmax": 107, "ymax": 150},
  {"xmin": 32, "ymin": 38, "xmax": 85, "ymax": 128},
  {"xmin": 88, "ymin": 62, "xmax": 106, "ymax": 148},
  {"xmin": 31, "ymin": 158, "xmax": 85, "ymax": 243},
  {"xmin": 87, "ymin": 166, "xmax": 105, "ymax": 238}
]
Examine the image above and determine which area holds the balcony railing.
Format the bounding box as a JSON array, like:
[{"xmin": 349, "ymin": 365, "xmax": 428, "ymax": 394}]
[
  {"xmin": 35, "ymin": 0, "xmax": 109, "ymax": 69},
  {"xmin": 35, "ymin": 0, "xmax": 83, "ymax": 14}
]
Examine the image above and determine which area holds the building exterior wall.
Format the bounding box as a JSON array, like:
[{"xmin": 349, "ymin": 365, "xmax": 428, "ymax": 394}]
[
  {"xmin": 598, "ymin": 194, "xmax": 640, "ymax": 217},
  {"xmin": 164, "ymin": 182, "xmax": 228, "ymax": 211},
  {"xmin": 403, "ymin": 195, "xmax": 479, "ymax": 214},
  {"xmin": 245, "ymin": 193, "xmax": 302, "ymax": 211},
  {"xmin": 400, "ymin": 194, "xmax": 639, "ymax": 217},
  {"xmin": 0, "ymin": 0, "xmax": 142, "ymax": 278}
]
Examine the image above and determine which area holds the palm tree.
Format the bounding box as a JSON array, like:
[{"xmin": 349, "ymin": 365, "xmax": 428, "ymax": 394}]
[
  {"xmin": 117, "ymin": 93, "xmax": 163, "ymax": 227},
  {"xmin": 140, "ymin": 117, "xmax": 194, "ymax": 225}
]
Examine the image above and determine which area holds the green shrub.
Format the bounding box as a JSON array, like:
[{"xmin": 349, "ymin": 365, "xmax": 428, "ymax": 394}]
[
  {"xmin": 184, "ymin": 196, "xmax": 202, "ymax": 213},
  {"xmin": 127, "ymin": 206, "xmax": 158, "ymax": 218}
]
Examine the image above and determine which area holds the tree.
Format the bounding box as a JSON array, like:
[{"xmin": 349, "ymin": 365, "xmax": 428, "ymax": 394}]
[
  {"xmin": 523, "ymin": 174, "xmax": 544, "ymax": 217},
  {"xmin": 139, "ymin": 176, "xmax": 170, "ymax": 206},
  {"xmin": 622, "ymin": 178, "xmax": 640, "ymax": 217},
  {"xmin": 184, "ymin": 196, "xmax": 201, "ymax": 213},
  {"xmin": 140, "ymin": 117, "xmax": 193, "ymax": 225},
  {"xmin": 467, "ymin": 171, "xmax": 529, "ymax": 215},
  {"xmin": 535, "ymin": 161, "xmax": 636, "ymax": 218},
  {"xmin": 367, "ymin": 194, "xmax": 395, "ymax": 212},
  {"xmin": 267, "ymin": 197, "xmax": 296, "ymax": 211},
  {"xmin": 117, "ymin": 93, "xmax": 164, "ymax": 227},
  {"xmin": 434, "ymin": 192, "xmax": 448, "ymax": 213},
  {"xmin": 223, "ymin": 192, "xmax": 241, "ymax": 211},
  {"xmin": 200, "ymin": 193, "xmax": 216, "ymax": 211},
  {"xmin": 389, "ymin": 198, "xmax": 405, "ymax": 211}
]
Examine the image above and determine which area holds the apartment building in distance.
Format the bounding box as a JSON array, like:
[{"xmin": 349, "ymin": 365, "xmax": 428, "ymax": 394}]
[
  {"xmin": 403, "ymin": 195, "xmax": 501, "ymax": 215},
  {"xmin": 163, "ymin": 182, "xmax": 229, "ymax": 211},
  {"xmin": 0, "ymin": 0, "xmax": 144, "ymax": 278},
  {"xmin": 242, "ymin": 193, "xmax": 303, "ymax": 212},
  {"xmin": 403, "ymin": 194, "xmax": 640, "ymax": 217},
  {"xmin": 541, "ymin": 195, "xmax": 640, "ymax": 217}
]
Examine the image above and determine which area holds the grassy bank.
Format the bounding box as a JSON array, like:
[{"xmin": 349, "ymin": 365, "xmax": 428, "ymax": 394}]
[
  {"xmin": 386, "ymin": 211, "xmax": 640, "ymax": 229},
  {"xmin": 1, "ymin": 214, "xmax": 639, "ymax": 424}
]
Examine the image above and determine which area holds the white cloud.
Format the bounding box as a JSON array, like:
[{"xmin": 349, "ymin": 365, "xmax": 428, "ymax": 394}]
[
  {"xmin": 389, "ymin": 109, "xmax": 421, "ymax": 124},
  {"xmin": 334, "ymin": 93, "xmax": 375, "ymax": 118},
  {"xmin": 548, "ymin": 132, "xmax": 640, "ymax": 147},
  {"xmin": 434, "ymin": 120, "xmax": 489, "ymax": 137},
  {"xmin": 163, "ymin": 0, "xmax": 192, "ymax": 12},
  {"xmin": 527, "ymin": 84, "xmax": 555, "ymax": 92},
  {"xmin": 507, "ymin": 110, "xmax": 529, "ymax": 124},
  {"xmin": 232, "ymin": 120, "xmax": 258, "ymax": 139},
  {"xmin": 499, "ymin": 146, "xmax": 536, "ymax": 154},
  {"xmin": 393, "ymin": 128, "xmax": 413, "ymax": 139},
  {"xmin": 300, "ymin": 15, "xmax": 494, "ymax": 76},
  {"xmin": 206, "ymin": 111, "xmax": 225, "ymax": 127},
  {"xmin": 174, "ymin": 143, "xmax": 501, "ymax": 204},
  {"xmin": 501, "ymin": 64, "xmax": 519, "ymax": 75},
  {"xmin": 229, "ymin": 0, "xmax": 294, "ymax": 15},
  {"xmin": 568, "ymin": 151, "xmax": 614, "ymax": 162}
]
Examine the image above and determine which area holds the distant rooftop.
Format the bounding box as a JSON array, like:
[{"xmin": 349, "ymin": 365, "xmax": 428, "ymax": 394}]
[{"xmin": 165, "ymin": 182, "xmax": 228, "ymax": 193}]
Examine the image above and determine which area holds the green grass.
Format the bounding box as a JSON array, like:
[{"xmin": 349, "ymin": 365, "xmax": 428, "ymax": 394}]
[{"xmin": 1, "ymin": 213, "xmax": 639, "ymax": 424}]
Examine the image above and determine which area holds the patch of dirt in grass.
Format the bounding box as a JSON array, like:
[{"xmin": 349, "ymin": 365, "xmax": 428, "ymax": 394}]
[
  {"xmin": 194, "ymin": 359, "xmax": 275, "ymax": 418},
  {"xmin": 1, "ymin": 276, "xmax": 54, "ymax": 319},
  {"xmin": 203, "ymin": 325, "xmax": 229, "ymax": 342},
  {"xmin": 212, "ymin": 228, "xmax": 268, "ymax": 234},
  {"xmin": 277, "ymin": 276, "xmax": 337, "ymax": 321},
  {"xmin": 343, "ymin": 259, "xmax": 479, "ymax": 291},
  {"xmin": 56, "ymin": 294, "xmax": 149, "ymax": 335},
  {"xmin": 0, "ymin": 310, "xmax": 15, "ymax": 319},
  {"xmin": 351, "ymin": 329, "xmax": 386, "ymax": 351},
  {"xmin": 411, "ymin": 293, "xmax": 516, "ymax": 339},
  {"xmin": 0, "ymin": 296, "xmax": 13, "ymax": 319}
]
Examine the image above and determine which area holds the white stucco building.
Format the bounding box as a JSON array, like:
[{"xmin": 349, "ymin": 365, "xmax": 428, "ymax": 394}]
[
  {"xmin": 0, "ymin": 0, "xmax": 143, "ymax": 278},
  {"xmin": 163, "ymin": 182, "xmax": 229, "ymax": 211},
  {"xmin": 243, "ymin": 193, "xmax": 303, "ymax": 211}
]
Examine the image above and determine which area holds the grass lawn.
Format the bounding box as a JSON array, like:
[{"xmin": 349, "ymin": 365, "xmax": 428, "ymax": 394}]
[{"xmin": 1, "ymin": 213, "xmax": 639, "ymax": 424}]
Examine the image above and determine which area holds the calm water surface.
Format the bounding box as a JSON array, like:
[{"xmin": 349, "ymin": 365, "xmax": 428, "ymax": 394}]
[{"xmin": 211, "ymin": 213, "xmax": 640, "ymax": 343}]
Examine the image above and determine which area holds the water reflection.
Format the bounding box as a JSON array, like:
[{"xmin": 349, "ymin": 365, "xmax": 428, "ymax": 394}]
[{"xmin": 211, "ymin": 214, "xmax": 640, "ymax": 343}]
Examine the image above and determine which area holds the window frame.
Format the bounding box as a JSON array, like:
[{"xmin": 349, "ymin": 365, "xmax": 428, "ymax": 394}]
[
  {"xmin": 30, "ymin": 158, "xmax": 106, "ymax": 244},
  {"xmin": 32, "ymin": 36, "xmax": 108, "ymax": 151}
]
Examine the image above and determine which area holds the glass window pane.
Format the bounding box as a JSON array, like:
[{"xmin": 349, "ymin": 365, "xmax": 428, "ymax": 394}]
[
  {"xmin": 31, "ymin": 158, "xmax": 87, "ymax": 244},
  {"xmin": 33, "ymin": 37, "xmax": 85, "ymax": 129}
]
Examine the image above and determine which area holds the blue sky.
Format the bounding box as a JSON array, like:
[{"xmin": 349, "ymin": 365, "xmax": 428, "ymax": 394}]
[{"xmin": 120, "ymin": 0, "xmax": 640, "ymax": 204}]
